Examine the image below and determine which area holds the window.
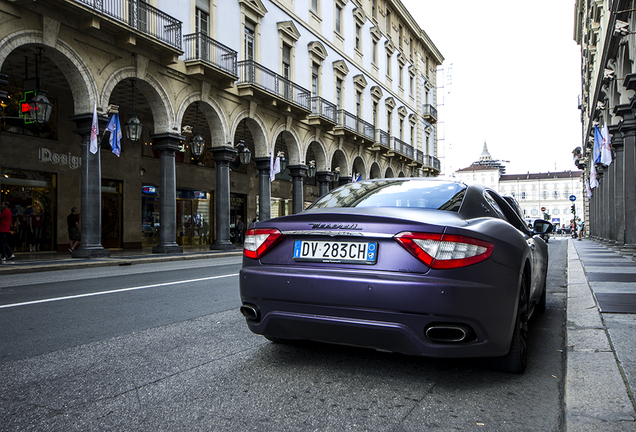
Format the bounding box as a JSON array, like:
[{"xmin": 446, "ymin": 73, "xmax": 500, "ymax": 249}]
[
  {"xmin": 195, "ymin": 8, "xmax": 209, "ymax": 60},
  {"xmin": 399, "ymin": 118, "xmax": 404, "ymax": 140},
  {"xmin": 372, "ymin": 39, "xmax": 377, "ymax": 64},
  {"xmin": 372, "ymin": 102, "xmax": 378, "ymax": 127},
  {"xmin": 399, "ymin": 25, "xmax": 403, "ymax": 48},
  {"xmin": 409, "ymin": 37, "xmax": 413, "ymax": 58},
  {"xmin": 386, "ymin": 53, "xmax": 391, "ymax": 77},
  {"xmin": 387, "ymin": 110, "xmax": 392, "ymax": 136},
  {"xmin": 553, "ymin": 190, "xmax": 559, "ymax": 199},
  {"xmin": 372, "ymin": 0, "xmax": 376, "ymax": 19},
  {"xmin": 409, "ymin": 74, "xmax": 414, "ymax": 96},
  {"xmin": 336, "ymin": 78, "xmax": 343, "ymax": 109},
  {"xmin": 521, "ymin": 191, "xmax": 526, "ymax": 200},
  {"xmin": 356, "ymin": 90, "xmax": 362, "ymax": 117},
  {"xmin": 355, "ymin": 24, "xmax": 361, "ymax": 50},
  {"xmin": 282, "ymin": 43, "xmax": 291, "ymax": 79},
  {"xmin": 311, "ymin": 0, "xmax": 318, "ymax": 13},
  {"xmin": 399, "ymin": 64, "xmax": 403, "ymax": 87},
  {"xmin": 410, "ymin": 123, "xmax": 415, "ymax": 145},
  {"xmin": 336, "ymin": 5, "xmax": 342, "ymax": 34},
  {"xmin": 542, "ymin": 190, "xmax": 548, "ymax": 200},
  {"xmin": 244, "ymin": 20, "xmax": 255, "ymax": 61},
  {"xmin": 386, "ymin": 8, "xmax": 391, "ymax": 35},
  {"xmin": 311, "ymin": 63, "xmax": 319, "ymax": 97}
]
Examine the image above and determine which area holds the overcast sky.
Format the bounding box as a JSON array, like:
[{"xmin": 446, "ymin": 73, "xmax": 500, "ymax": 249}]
[{"xmin": 400, "ymin": 0, "xmax": 582, "ymax": 176}]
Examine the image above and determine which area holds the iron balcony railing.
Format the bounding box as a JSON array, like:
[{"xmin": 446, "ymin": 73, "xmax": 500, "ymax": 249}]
[
  {"xmin": 390, "ymin": 137, "xmax": 403, "ymax": 154},
  {"xmin": 376, "ymin": 129, "xmax": 390, "ymax": 148},
  {"xmin": 422, "ymin": 104, "xmax": 438, "ymax": 119},
  {"xmin": 310, "ymin": 97, "xmax": 337, "ymax": 123},
  {"xmin": 417, "ymin": 150, "xmax": 424, "ymax": 164},
  {"xmin": 336, "ymin": 110, "xmax": 375, "ymax": 140},
  {"xmin": 422, "ymin": 155, "xmax": 441, "ymax": 170},
  {"xmin": 403, "ymin": 143, "xmax": 414, "ymax": 159},
  {"xmin": 183, "ymin": 32, "xmax": 237, "ymax": 77},
  {"xmin": 237, "ymin": 60, "xmax": 310, "ymax": 111},
  {"xmin": 73, "ymin": 0, "xmax": 182, "ymax": 50}
]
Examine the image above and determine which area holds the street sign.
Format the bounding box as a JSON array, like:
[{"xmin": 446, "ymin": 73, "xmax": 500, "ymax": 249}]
[
  {"xmin": 569, "ymin": 195, "xmax": 576, "ymax": 202},
  {"xmin": 541, "ymin": 207, "xmax": 546, "ymax": 212}
]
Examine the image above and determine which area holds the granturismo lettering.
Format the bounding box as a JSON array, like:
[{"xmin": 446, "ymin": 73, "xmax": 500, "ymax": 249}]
[{"xmin": 39, "ymin": 148, "xmax": 81, "ymax": 169}]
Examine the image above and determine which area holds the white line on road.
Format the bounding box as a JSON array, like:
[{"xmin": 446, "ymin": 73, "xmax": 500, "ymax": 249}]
[{"xmin": 0, "ymin": 273, "xmax": 239, "ymax": 309}]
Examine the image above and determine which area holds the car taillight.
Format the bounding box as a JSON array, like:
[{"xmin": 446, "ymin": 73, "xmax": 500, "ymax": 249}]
[
  {"xmin": 395, "ymin": 232, "xmax": 493, "ymax": 269},
  {"xmin": 244, "ymin": 228, "xmax": 284, "ymax": 259}
]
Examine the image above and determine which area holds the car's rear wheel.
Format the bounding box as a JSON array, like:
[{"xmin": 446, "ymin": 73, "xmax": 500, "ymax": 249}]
[{"xmin": 493, "ymin": 276, "xmax": 528, "ymax": 374}]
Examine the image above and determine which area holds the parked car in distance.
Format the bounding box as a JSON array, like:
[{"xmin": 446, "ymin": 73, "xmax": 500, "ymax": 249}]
[{"xmin": 240, "ymin": 179, "xmax": 552, "ymax": 373}]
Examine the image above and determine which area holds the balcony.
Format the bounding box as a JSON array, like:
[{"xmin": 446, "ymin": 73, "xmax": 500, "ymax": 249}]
[
  {"xmin": 334, "ymin": 110, "xmax": 375, "ymax": 143},
  {"xmin": 422, "ymin": 155, "xmax": 441, "ymax": 172},
  {"xmin": 308, "ymin": 97, "xmax": 337, "ymax": 129},
  {"xmin": 237, "ymin": 60, "xmax": 311, "ymax": 117},
  {"xmin": 63, "ymin": 0, "xmax": 182, "ymax": 63},
  {"xmin": 422, "ymin": 104, "xmax": 438, "ymax": 123},
  {"xmin": 374, "ymin": 129, "xmax": 390, "ymax": 152},
  {"xmin": 183, "ymin": 33, "xmax": 237, "ymax": 88}
]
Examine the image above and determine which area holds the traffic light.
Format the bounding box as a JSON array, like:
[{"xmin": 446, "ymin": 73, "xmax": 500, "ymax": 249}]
[{"xmin": 571, "ymin": 205, "xmax": 575, "ymax": 214}]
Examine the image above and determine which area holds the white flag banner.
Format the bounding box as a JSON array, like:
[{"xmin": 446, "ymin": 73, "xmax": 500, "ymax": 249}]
[
  {"xmin": 585, "ymin": 179, "xmax": 592, "ymax": 198},
  {"xmin": 270, "ymin": 152, "xmax": 281, "ymax": 182},
  {"xmin": 601, "ymin": 123, "xmax": 612, "ymax": 166},
  {"xmin": 590, "ymin": 164, "xmax": 599, "ymax": 189},
  {"xmin": 89, "ymin": 102, "xmax": 98, "ymax": 154}
]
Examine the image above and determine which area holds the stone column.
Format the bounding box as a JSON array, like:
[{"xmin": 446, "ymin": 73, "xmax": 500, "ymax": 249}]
[
  {"xmin": 69, "ymin": 112, "xmax": 110, "ymax": 258},
  {"xmin": 614, "ymin": 142, "xmax": 625, "ymax": 248},
  {"xmin": 254, "ymin": 157, "xmax": 271, "ymax": 221},
  {"xmin": 316, "ymin": 171, "xmax": 334, "ymax": 197},
  {"xmin": 151, "ymin": 133, "xmax": 184, "ymax": 254},
  {"xmin": 616, "ymin": 105, "xmax": 636, "ymax": 256},
  {"xmin": 288, "ymin": 165, "xmax": 307, "ymax": 214},
  {"xmin": 210, "ymin": 146, "xmax": 237, "ymax": 250}
]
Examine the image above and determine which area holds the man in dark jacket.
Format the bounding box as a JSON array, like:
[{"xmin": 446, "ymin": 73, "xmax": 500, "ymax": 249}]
[
  {"xmin": 67, "ymin": 207, "xmax": 81, "ymax": 252},
  {"xmin": 0, "ymin": 201, "xmax": 15, "ymax": 261}
]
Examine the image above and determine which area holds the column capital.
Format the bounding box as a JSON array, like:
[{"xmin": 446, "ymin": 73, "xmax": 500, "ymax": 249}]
[
  {"xmin": 254, "ymin": 156, "xmax": 272, "ymax": 171},
  {"xmin": 151, "ymin": 132, "xmax": 185, "ymax": 152},
  {"xmin": 210, "ymin": 146, "xmax": 238, "ymax": 163},
  {"xmin": 70, "ymin": 112, "xmax": 110, "ymax": 137},
  {"xmin": 288, "ymin": 165, "xmax": 308, "ymax": 178},
  {"xmin": 316, "ymin": 171, "xmax": 334, "ymax": 183}
]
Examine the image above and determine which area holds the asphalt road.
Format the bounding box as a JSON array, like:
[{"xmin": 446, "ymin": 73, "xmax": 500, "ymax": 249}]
[{"xmin": 0, "ymin": 239, "xmax": 567, "ymax": 431}]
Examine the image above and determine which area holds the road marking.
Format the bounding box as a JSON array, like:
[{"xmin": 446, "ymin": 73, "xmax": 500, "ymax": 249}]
[{"xmin": 0, "ymin": 273, "xmax": 239, "ymax": 309}]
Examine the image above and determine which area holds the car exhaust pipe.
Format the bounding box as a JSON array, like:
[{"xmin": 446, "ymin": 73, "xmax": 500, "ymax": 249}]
[
  {"xmin": 425, "ymin": 324, "xmax": 472, "ymax": 343},
  {"xmin": 240, "ymin": 304, "xmax": 260, "ymax": 321}
]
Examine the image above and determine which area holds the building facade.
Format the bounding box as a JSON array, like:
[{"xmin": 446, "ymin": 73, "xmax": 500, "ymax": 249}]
[
  {"xmin": 0, "ymin": 0, "xmax": 443, "ymax": 255},
  {"xmin": 454, "ymin": 143, "xmax": 583, "ymax": 230},
  {"xmin": 574, "ymin": 0, "xmax": 636, "ymax": 255}
]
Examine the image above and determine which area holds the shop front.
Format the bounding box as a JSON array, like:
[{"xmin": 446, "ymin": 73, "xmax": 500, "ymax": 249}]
[{"xmin": 142, "ymin": 186, "xmax": 212, "ymax": 247}]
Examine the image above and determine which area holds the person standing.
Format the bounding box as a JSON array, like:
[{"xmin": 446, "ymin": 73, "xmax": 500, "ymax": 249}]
[
  {"xmin": 67, "ymin": 207, "xmax": 81, "ymax": 252},
  {"xmin": 236, "ymin": 216, "xmax": 245, "ymax": 245},
  {"xmin": 0, "ymin": 201, "xmax": 15, "ymax": 262}
]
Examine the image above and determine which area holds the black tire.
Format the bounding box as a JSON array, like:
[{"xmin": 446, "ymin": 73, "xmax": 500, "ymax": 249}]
[{"xmin": 493, "ymin": 277, "xmax": 528, "ymax": 374}]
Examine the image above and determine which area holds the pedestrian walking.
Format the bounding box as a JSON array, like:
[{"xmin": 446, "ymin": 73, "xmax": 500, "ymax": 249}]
[
  {"xmin": 236, "ymin": 216, "xmax": 245, "ymax": 244},
  {"xmin": 0, "ymin": 201, "xmax": 15, "ymax": 262},
  {"xmin": 67, "ymin": 207, "xmax": 81, "ymax": 252}
]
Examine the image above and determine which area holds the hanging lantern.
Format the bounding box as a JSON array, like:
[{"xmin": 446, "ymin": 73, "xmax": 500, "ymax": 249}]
[
  {"xmin": 191, "ymin": 132, "xmax": 205, "ymax": 157},
  {"xmin": 125, "ymin": 79, "xmax": 143, "ymax": 143},
  {"xmin": 27, "ymin": 90, "xmax": 53, "ymax": 126},
  {"xmin": 236, "ymin": 140, "xmax": 252, "ymax": 165},
  {"xmin": 308, "ymin": 160, "xmax": 316, "ymax": 178}
]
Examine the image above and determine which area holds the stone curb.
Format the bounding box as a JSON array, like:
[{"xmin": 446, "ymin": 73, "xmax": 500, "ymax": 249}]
[
  {"xmin": 0, "ymin": 251, "xmax": 244, "ymax": 275},
  {"xmin": 565, "ymin": 240, "xmax": 636, "ymax": 431}
]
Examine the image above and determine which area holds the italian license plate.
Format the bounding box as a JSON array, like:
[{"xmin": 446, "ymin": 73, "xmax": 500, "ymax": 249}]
[{"xmin": 293, "ymin": 240, "xmax": 377, "ymax": 263}]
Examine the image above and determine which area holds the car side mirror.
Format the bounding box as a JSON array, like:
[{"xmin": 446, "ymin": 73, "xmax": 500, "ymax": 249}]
[{"xmin": 533, "ymin": 219, "xmax": 553, "ymax": 235}]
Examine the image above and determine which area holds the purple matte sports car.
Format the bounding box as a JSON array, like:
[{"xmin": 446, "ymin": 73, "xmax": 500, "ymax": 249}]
[{"xmin": 239, "ymin": 179, "xmax": 552, "ymax": 373}]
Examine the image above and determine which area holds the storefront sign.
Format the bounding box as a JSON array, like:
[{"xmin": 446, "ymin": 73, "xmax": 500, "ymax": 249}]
[{"xmin": 39, "ymin": 148, "xmax": 81, "ymax": 169}]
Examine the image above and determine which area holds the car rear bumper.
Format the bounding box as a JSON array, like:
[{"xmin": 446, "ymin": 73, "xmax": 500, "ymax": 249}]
[{"xmin": 239, "ymin": 264, "xmax": 520, "ymax": 358}]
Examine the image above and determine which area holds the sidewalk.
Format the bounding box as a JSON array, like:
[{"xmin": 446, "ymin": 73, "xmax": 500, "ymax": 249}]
[
  {"xmin": 567, "ymin": 238, "xmax": 636, "ymax": 431},
  {"xmin": 0, "ymin": 245, "xmax": 243, "ymax": 275}
]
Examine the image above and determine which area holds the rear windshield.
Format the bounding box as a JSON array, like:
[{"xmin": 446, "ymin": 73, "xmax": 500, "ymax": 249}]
[{"xmin": 309, "ymin": 180, "xmax": 466, "ymax": 211}]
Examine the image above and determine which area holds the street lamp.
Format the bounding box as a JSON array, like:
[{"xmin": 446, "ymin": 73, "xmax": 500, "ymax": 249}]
[
  {"xmin": 235, "ymin": 120, "xmax": 252, "ymax": 164},
  {"xmin": 25, "ymin": 48, "xmax": 53, "ymax": 127},
  {"xmin": 125, "ymin": 79, "xmax": 143, "ymax": 143},
  {"xmin": 308, "ymin": 160, "xmax": 316, "ymax": 177},
  {"xmin": 333, "ymin": 167, "xmax": 340, "ymax": 183},
  {"xmin": 191, "ymin": 102, "xmax": 205, "ymax": 158}
]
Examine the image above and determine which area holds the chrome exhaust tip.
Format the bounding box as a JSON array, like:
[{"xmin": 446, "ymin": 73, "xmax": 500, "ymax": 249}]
[
  {"xmin": 240, "ymin": 304, "xmax": 260, "ymax": 321},
  {"xmin": 425, "ymin": 324, "xmax": 472, "ymax": 343}
]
